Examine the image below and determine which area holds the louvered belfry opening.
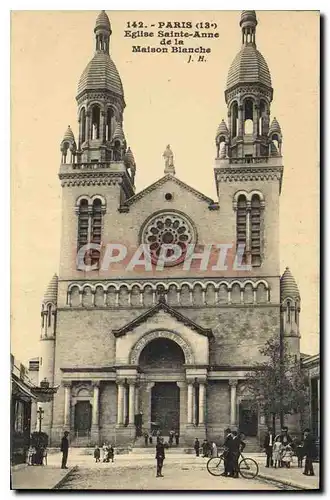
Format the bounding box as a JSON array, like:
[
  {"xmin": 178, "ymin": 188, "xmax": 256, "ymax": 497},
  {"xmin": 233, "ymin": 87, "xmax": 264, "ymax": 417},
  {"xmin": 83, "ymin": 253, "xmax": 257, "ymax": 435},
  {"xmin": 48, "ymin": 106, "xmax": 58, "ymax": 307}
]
[
  {"xmin": 236, "ymin": 194, "xmax": 247, "ymax": 264},
  {"xmin": 77, "ymin": 199, "xmax": 89, "ymax": 251},
  {"xmin": 91, "ymin": 199, "xmax": 102, "ymax": 266},
  {"xmin": 251, "ymin": 194, "xmax": 261, "ymax": 266}
]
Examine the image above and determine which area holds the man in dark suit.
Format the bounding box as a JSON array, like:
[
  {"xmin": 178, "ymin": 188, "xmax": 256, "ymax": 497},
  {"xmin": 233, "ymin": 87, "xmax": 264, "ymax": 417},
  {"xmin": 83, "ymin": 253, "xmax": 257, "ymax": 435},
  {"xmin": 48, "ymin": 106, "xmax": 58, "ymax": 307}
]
[
  {"xmin": 229, "ymin": 430, "xmax": 245, "ymax": 478},
  {"xmin": 155, "ymin": 437, "xmax": 165, "ymax": 477},
  {"xmin": 221, "ymin": 428, "xmax": 232, "ymax": 477},
  {"xmin": 263, "ymin": 428, "xmax": 275, "ymax": 467},
  {"xmin": 60, "ymin": 431, "xmax": 69, "ymax": 469},
  {"xmin": 302, "ymin": 428, "xmax": 315, "ymax": 476}
]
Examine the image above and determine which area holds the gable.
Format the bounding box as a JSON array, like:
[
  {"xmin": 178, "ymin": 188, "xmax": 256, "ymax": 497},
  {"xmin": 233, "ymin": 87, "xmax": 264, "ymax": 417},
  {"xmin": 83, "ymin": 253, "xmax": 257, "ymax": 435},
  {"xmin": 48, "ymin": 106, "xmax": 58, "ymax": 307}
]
[
  {"xmin": 112, "ymin": 300, "xmax": 213, "ymax": 338},
  {"xmin": 119, "ymin": 174, "xmax": 219, "ymax": 212}
]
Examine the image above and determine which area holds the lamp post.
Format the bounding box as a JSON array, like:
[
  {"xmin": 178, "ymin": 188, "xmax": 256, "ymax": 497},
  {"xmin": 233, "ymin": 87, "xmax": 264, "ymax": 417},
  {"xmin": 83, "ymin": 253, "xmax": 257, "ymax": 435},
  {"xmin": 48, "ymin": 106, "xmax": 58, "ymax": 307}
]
[{"xmin": 37, "ymin": 407, "xmax": 44, "ymax": 433}]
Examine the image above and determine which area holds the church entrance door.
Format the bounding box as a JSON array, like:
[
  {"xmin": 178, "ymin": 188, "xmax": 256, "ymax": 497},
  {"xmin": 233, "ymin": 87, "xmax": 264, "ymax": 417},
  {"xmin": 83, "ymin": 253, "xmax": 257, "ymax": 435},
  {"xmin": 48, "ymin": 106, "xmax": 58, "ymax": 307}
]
[
  {"xmin": 74, "ymin": 401, "xmax": 92, "ymax": 436},
  {"xmin": 239, "ymin": 401, "xmax": 258, "ymax": 437},
  {"xmin": 151, "ymin": 382, "xmax": 180, "ymax": 434}
]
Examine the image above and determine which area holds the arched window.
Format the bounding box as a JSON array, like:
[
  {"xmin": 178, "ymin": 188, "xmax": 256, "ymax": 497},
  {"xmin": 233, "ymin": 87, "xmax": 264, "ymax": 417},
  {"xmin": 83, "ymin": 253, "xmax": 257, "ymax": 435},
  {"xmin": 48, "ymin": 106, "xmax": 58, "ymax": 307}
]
[
  {"xmin": 271, "ymin": 134, "xmax": 280, "ymax": 155},
  {"xmin": 106, "ymin": 108, "xmax": 114, "ymax": 141},
  {"xmin": 77, "ymin": 199, "xmax": 89, "ymax": 250},
  {"xmin": 286, "ymin": 301, "xmax": 291, "ymax": 323},
  {"xmin": 41, "ymin": 305, "xmax": 45, "ymax": 328},
  {"xmin": 231, "ymin": 102, "xmax": 238, "ymax": 138},
  {"xmin": 244, "ymin": 98, "xmax": 254, "ymax": 134},
  {"xmin": 61, "ymin": 141, "xmax": 70, "ymax": 164},
  {"xmin": 91, "ymin": 198, "xmax": 102, "ymax": 266},
  {"xmin": 218, "ymin": 139, "xmax": 226, "ymax": 159},
  {"xmin": 80, "ymin": 108, "xmax": 86, "ymax": 143},
  {"xmin": 250, "ymin": 194, "xmax": 261, "ymax": 266},
  {"xmin": 91, "ymin": 105, "xmax": 100, "ymax": 140},
  {"xmin": 259, "ymin": 100, "xmax": 267, "ymax": 136},
  {"xmin": 47, "ymin": 304, "xmax": 52, "ymax": 327},
  {"xmin": 295, "ymin": 302, "xmax": 299, "ymax": 324},
  {"xmin": 236, "ymin": 195, "xmax": 247, "ymax": 263}
]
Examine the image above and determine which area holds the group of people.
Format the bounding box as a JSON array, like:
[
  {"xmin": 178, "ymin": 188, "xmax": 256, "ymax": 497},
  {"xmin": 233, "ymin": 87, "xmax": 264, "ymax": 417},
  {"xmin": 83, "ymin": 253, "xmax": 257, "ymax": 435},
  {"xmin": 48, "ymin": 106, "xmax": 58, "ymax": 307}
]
[
  {"xmin": 222, "ymin": 429, "xmax": 246, "ymax": 478},
  {"xmin": 263, "ymin": 426, "xmax": 315, "ymax": 476},
  {"xmin": 144, "ymin": 429, "xmax": 180, "ymax": 447},
  {"xmin": 93, "ymin": 442, "xmax": 115, "ymax": 463},
  {"xmin": 194, "ymin": 438, "xmax": 218, "ymax": 458},
  {"xmin": 195, "ymin": 430, "xmax": 245, "ymax": 478}
]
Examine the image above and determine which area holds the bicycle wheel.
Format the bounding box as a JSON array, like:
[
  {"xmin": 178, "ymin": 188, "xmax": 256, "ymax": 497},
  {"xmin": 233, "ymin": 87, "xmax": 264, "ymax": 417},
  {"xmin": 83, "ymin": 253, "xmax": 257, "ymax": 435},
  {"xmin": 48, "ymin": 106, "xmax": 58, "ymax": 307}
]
[
  {"xmin": 207, "ymin": 456, "xmax": 225, "ymax": 476},
  {"xmin": 239, "ymin": 457, "xmax": 259, "ymax": 479}
]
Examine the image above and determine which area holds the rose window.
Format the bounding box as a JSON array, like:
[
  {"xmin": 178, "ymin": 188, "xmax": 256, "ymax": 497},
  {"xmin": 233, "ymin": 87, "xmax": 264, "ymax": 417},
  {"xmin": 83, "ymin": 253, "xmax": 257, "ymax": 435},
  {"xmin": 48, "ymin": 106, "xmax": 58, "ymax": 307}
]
[{"xmin": 141, "ymin": 212, "xmax": 196, "ymax": 266}]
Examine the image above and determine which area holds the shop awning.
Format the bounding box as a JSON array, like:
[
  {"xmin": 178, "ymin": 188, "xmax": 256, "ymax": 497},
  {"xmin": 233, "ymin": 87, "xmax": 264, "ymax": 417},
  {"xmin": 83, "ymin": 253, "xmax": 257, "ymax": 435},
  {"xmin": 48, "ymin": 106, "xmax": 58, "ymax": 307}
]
[{"xmin": 12, "ymin": 377, "xmax": 36, "ymax": 401}]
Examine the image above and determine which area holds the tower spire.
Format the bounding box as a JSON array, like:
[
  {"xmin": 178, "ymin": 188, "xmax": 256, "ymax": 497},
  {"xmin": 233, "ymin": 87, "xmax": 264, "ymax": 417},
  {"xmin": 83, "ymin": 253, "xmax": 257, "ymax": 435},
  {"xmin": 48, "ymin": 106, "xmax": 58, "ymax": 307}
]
[
  {"xmin": 94, "ymin": 10, "xmax": 112, "ymax": 54},
  {"xmin": 240, "ymin": 10, "xmax": 257, "ymax": 46}
]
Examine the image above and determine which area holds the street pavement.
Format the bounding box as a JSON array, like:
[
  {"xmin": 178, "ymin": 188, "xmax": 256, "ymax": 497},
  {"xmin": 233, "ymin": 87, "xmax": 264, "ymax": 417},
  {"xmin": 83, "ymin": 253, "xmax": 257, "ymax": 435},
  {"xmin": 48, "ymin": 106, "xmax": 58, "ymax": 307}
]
[
  {"xmin": 59, "ymin": 455, "xmax": 280, "ymax": 491},
  {"xmin": 11, "ymin": 449, "xmax": 320, "ymax": 491}
]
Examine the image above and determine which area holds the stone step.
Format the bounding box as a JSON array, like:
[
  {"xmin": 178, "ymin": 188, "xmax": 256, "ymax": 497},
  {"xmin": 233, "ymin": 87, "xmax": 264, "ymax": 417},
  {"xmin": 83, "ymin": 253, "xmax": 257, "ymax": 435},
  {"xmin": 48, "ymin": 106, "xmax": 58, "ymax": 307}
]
[{"xmin": 131, "ymin": 446, "xmax": 191, "ymax": 454}]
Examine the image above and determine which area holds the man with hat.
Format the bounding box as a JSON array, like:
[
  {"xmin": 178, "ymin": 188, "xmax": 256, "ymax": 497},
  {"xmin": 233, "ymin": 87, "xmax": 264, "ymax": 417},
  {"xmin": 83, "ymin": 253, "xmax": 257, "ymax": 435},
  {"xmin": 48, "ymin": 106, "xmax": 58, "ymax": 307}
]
[{"xmin": 60, "ymin": 431, "xmax": 70, "ymax": 469}]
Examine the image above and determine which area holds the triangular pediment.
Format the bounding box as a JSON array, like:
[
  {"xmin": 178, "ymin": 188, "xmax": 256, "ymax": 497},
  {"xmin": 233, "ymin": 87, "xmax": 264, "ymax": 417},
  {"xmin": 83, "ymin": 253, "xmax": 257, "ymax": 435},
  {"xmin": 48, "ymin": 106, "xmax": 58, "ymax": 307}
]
[
  {"xmin": 112, "ymin": 300, "xmax": 213, "ymax": 338},
  {"xmin": 119, "ymin": 174, "xmax": 219, "ymax": 211}
]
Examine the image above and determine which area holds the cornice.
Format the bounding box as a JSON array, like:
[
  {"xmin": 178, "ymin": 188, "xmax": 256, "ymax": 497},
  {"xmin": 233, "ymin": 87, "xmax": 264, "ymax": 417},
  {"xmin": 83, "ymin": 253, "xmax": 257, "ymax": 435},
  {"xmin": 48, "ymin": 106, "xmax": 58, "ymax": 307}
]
[
  {"xmin": 215, "ymin": 165, "xmax": 283, "ymax": 184},
  {"xmin": 59, "ymin": 171, "xmax": 124, "ymax": 188}
]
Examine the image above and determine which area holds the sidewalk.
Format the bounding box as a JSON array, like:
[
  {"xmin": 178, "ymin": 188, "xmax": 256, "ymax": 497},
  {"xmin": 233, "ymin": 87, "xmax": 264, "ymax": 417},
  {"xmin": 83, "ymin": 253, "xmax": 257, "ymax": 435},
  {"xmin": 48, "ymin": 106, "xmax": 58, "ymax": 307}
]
[
  {"xmin": 256, "ymin": 461, "xmax": 320, "ymax": 490},
  {"xmin": 11, "ymin": 463, "xmax": 76, "ymax": 490}
]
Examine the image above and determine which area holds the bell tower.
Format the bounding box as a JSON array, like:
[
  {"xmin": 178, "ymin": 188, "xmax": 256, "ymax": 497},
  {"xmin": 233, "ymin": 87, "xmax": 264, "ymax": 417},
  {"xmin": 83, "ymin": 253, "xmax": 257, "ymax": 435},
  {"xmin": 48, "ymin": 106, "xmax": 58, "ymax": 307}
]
[
  {"xmin": 214, "ymin": 11, "xmax": 283, "ymax": 277},
  {"xmin": 58, "ymin": 11, "xmax": 137, "ymax": 278}
]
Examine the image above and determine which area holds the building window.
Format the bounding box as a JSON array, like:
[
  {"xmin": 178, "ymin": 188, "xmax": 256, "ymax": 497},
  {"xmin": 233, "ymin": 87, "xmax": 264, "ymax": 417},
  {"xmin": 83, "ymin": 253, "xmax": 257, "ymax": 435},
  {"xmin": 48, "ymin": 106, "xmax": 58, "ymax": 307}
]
[
  {"xmin": 91, "ymin": 199, "xmax": 102, "ymax": 266},
  {"xmin": 77, "ymin": 199, "xmax": 89, "ymax": 251},
  {"xmin": 91, "ymin": 105, "xmax": 101, "ymax": 140},
  {"xmin": 286, "ymin": 301, "xmax": 291, "ymax": 323},
  {"xmin": 250, "ymin": 194, "xmax": 261, "ymax": 266},
  {"xmin": 236, "ymin": 195, "xmax": 247, "ymax": 263},
  {"xmin": 47, "ymin": 304, "xmax": 52, "ymax": 327},
  {"xmin": 76, "ymin": 197, "xmax": 105, "ymax": 269}
]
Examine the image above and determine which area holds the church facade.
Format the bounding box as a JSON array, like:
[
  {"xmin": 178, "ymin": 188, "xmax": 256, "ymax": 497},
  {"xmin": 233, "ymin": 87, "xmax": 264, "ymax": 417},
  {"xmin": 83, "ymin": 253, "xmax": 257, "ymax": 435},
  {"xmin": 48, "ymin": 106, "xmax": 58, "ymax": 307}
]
[{"xmin": 37, "ymin": 10, "xmax": 301, "ymax": 447}]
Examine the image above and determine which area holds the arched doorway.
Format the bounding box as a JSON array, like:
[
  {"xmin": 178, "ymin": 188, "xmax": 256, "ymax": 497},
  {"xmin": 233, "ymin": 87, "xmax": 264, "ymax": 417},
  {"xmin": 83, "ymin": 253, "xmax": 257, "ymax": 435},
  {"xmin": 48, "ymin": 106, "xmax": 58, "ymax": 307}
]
[{"xmin": 139, "ymin": 338, "xmax": 185, "ymax": 434}]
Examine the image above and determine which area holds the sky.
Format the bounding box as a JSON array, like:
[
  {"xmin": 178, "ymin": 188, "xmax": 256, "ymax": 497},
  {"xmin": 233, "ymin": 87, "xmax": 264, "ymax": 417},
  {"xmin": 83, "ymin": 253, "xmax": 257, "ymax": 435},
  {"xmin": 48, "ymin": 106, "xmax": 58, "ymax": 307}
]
[{"xmin": 11, "ymin": 10, "xmax": 319, "ymax": 364}]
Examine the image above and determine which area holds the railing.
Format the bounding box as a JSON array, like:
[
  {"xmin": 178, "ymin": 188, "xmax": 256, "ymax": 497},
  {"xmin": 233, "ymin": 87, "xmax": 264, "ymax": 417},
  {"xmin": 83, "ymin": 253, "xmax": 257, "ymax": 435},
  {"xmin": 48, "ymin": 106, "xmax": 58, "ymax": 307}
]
[{"xmin": 229, "ymin": 157, "xmax": 269, "ymax": 165}]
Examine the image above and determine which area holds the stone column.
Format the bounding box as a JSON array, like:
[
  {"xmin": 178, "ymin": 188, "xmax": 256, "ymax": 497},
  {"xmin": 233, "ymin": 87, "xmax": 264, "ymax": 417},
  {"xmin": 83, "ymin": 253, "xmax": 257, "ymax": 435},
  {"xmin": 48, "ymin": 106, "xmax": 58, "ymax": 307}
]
[
  {"xmin": 116, "ymin": 381, "xmax": 124, "ymax": 425},
  {"xmin": 229, "ymin": 379, "xmax": 238, "ymax": 427},
  {"xmin": 128, "ymin": 381, "xmax": 136, "ymax": 425},
  {"xmin": 91, "ymin": 381, "xmax": 100, "ymax": 443},
  {"xmin": 135, "ymin": 384, "xmax": 139, "ymax": 413},
  {"xmin": 146, "ymin": 382, "xmax": 155, "ymax": 429},
  {"xmin": 238, "ymin": 105, "xmax": 244, "ymax": 137},
  {"xmin": 123, "ymin": 385, "xmax": 128, "ymax": 425},
  {"xmin": 63, "ymin": 381, "xmax": 71, "ymax": 428},
  {"xmin": 92, "ymin": 381, "xmax": 100, "ymax": 426},
  {"xmin": 187, "ymin": 382, "xmax": 193, "ymax": 424},
  {"xmin": 198, "ymin": 382, "xmax": 206, "ymax": 425}
]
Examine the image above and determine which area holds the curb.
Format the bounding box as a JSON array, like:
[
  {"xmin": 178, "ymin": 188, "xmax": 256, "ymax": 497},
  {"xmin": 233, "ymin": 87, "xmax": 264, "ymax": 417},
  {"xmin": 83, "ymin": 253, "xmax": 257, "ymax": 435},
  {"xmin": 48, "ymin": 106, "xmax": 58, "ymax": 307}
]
[
  {"xmin": 52, "ymin": 466, "xmax": 78, "ymax": 490},
  {"xmin": 257, "ymin": 472, "xmax": 318, "ymax": 491}
]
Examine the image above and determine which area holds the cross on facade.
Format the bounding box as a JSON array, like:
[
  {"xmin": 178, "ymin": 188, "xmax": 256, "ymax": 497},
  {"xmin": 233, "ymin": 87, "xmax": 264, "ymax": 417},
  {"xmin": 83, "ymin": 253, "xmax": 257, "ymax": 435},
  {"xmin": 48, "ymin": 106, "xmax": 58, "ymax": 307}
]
[{"xmin": 37, "ymin": 407, "xmax": 44, "ymax": 433}]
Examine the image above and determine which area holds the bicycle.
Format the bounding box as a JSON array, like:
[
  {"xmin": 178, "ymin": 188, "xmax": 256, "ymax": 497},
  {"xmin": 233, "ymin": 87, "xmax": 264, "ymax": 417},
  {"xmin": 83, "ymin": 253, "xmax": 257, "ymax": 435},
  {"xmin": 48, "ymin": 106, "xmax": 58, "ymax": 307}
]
[{"xmin": 207, "ymin": 451, "xmax": 259, "ymax": 479}]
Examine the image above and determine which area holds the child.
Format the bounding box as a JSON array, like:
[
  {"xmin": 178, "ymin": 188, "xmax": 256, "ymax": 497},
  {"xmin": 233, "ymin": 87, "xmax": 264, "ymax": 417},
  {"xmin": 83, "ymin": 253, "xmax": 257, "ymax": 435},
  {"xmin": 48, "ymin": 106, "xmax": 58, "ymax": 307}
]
[
  {"xmin": 272, "ymin": 436, "xmax": 282, "ymax": 469},
  {"xmin": 102, "ymin": 442, "xmax": 109, "ymax": 462},
  {"xmin": 282, "ymin": 444, "xmax": 294, "ymax": 468},
  {"xmin": 94, "ymin": 445, "xmax": 100, "ymax": 463},
  {"xmin": 108, "ymin": 444, "xmax": 114, "ymax": 463},
  {"xmin": 27, "ymin": 446, "xmax": 35, "ymax": 466}
]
